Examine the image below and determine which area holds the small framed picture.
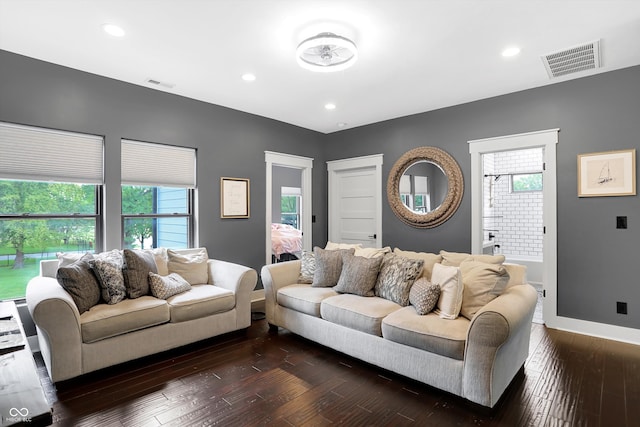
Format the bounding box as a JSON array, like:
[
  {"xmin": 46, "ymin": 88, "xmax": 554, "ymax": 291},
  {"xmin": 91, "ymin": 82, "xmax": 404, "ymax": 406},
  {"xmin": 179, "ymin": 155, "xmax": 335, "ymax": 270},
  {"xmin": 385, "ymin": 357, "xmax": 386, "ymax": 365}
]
[
  {"xmin": 221, "ymin": 177, "xmax": 250, "ymax": 218},
  {"xmin": 578, "ymin": 149, "xmax": 636, "ymax": 197}
]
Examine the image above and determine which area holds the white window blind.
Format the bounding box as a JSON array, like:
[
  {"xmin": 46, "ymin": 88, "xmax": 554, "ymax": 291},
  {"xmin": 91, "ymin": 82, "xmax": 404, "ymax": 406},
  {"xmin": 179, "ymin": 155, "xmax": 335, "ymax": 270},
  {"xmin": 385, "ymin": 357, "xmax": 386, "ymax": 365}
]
[
  {"xmin": 121, "ymin": 139, "xmax": 196, "ymax": 188},
  {"xmin": 0, "ymin": 121, "xmax": 103, "ymax": 184},
  {"xmin": 414, "ymin": 176, "xmax": 429, "ymax": 194}
]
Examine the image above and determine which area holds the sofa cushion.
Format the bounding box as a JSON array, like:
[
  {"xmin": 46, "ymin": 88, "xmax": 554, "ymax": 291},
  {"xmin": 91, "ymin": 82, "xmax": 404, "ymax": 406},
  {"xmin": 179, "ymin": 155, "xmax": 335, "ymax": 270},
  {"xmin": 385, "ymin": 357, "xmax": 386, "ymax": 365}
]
[
  {"xmin": 123, "ymin": 249, "xmax": 158, "ymax": 298},
  {"xmin": 440, "ymin": 250, "xmax": 505, "ymax": 267},
  {"xmin": 432, "ymin": 263, "xmax": 463, "ymax": 320},
  {"xmin": 167, "ymin": 248, "xmax": 209, "ymax": 285},
  {"xmin": 382, "ymin": 306, "xmax": 469, "ymax": 360},
  {"xmin": 353, "ymin": 246, "xmax": 391, "ymax": 258},
  {"xmin": 459, "ymin": 261, "xmax": 510, "ymax": 320},
  {"xmin": 90, "ymin": 249, "xmax": 126, "ymax": 305},
  {"xmin": 166, "ymin": 284, "xmax": 235, "ymax": 323},
  {"xmin": 311, "ymin": 247, "xmax": 354, "ymax": 288},
  {"xmin": 56, "ymin": 253, "xmax": 101, "ymax": 315},
  {"xmin": 298, "ymin": 250, "xmax": 316, "ymax": 284},
  {"xmin": 409, "ymin": 278, "xmax": 440, "ymax": 315},
  {"xmin": 149, "ymin": 272, "xmax": 191, "ymax": 300},
  {"xmin": 277, "ymin": 284, "xmax": 339, "ymax": 317},
  {"xmin": 374, "ymin": 253, "xmax": 424, "ymax": 306},
  {"xmin": 320, "ymin": 294, "xmax": 401, "ymax": 336},
  {"xmin": 80, "ymin": 296, "xmax": 169, "ymax": 343},
  {"xmin": 334, "ymin": 251, "xmax": 383, "ymax": 297},
  {"xmin": 393, "ymin": 248, "xmax": 442, "ymax": 281}
]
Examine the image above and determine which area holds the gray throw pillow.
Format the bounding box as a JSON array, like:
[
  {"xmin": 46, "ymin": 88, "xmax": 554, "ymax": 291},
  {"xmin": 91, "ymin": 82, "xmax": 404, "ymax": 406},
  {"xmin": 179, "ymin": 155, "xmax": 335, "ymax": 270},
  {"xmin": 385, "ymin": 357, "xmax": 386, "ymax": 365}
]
[
  {"xmin": 56, "ymin": 253, "xmax": 101, "ymax": 314},
  {"xmin": 375, "ymin": 253, "xmax": 424, "ymax": 306},
  {"xmin": 149, "ymin": 272, "xmax": 191, "ymax": 299},
  {"xmin": 90, "ymin": 249, "xmax": 126, "ymax": 304},
  {"xmin": 311, "ymin": 247, "xmax": 355, "ymax": 287},
  {"xmin": 334, "ymin": 251, "xmax": 383, "ymax": 297},
  {"xmin": 410, "ymin": 277, "xmax": 441, "ymax": 315},
  {"xmin": 123, "ymin": 249, "xmax": 158, "ymax": 298},
  {"xmin": 298, "ymin": 250, "xmax": 316, "ymax": 284}
]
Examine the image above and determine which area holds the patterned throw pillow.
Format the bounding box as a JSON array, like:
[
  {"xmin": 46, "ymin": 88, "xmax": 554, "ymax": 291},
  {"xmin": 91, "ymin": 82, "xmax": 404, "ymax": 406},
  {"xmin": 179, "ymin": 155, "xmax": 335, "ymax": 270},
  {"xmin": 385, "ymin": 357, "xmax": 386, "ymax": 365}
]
[
  {"xmin": 432, "ymin": 263, "xmax": 463, "ymax": 319},
  {"xmin": 56, "ymin": 253, "xmax": 101, "ymax": 314},
  {"xmin": 123, "ymin": 249, "xmax": 158, "ymax": 299},
  {"xmin": 334, "ymin": 251, "xmax": 383, "ymax": 296},
  {"xmin": 90, "ymin": 250, "xmax": 126, "ymax": 305},
  {"xmin": 374, "ymin": 253, "xmax": 424, "ymax": 306},
  {"xmin": 149, "ymin": 272, "xmax": 191, "ymax": 299},
  {"xmin": 409, "ymin": 278, "xmax": 441, "ymax": 315},
  {"xmin": 298, "ymin": 250, "xmax": 316, "ymax": 284},
  {"xmin": 311, "ymin": 247, "xmax": 355, "ymax": 287}
]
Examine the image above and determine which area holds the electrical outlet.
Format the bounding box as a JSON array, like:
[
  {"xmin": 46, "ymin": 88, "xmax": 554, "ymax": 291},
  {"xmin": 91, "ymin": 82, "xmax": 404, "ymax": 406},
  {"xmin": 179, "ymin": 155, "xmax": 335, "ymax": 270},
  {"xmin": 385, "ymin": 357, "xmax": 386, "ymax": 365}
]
[
  {"xmin": 617, "ymin": 301, "xmax": 628, "ymax": 315},
  {"xmin": 616, "ymin": 216, "xmax": 627, "ymax": 229}
]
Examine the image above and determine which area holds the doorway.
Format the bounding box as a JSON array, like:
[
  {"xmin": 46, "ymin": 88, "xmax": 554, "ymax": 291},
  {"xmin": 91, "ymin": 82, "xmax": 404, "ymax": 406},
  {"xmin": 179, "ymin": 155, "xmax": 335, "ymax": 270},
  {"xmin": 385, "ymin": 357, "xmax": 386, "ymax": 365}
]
[{"xmin": 469, "ymin": 129, "xmax": 558, "ymax": 325}]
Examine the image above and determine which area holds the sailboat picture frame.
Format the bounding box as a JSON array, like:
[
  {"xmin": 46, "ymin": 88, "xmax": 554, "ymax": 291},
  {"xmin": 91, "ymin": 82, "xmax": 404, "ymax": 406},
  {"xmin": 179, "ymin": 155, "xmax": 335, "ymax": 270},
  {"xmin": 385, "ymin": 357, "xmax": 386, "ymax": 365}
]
[{"xmin": 578, "ymin": 149, "xmax": 636, "ymax": 197}]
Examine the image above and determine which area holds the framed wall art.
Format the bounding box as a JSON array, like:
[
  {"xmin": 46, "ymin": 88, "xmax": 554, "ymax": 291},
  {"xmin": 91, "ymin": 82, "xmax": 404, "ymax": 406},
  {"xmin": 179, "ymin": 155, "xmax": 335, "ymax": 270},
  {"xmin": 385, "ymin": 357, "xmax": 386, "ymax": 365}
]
[
  {"xmin": 578, "ymin": 149, "xmax": 636, "ymax": 197},
  {"xmin": 221, "ymin": 177, "xmax": 250, "ymax": 218}
]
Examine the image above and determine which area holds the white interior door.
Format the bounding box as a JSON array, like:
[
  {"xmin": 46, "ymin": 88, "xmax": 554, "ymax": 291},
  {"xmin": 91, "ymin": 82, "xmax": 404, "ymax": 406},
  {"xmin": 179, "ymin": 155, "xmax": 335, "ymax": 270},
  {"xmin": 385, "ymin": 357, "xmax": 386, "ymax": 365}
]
[{"xmin": 327, "ymin": 154, "xmax": 383, "ymax": 248}]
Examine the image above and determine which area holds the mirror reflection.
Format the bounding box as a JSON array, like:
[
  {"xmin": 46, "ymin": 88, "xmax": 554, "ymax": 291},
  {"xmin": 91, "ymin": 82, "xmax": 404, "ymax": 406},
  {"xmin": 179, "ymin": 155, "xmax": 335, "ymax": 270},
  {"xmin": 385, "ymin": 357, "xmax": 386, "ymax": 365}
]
[{"xmin": 400, "ymin": 161, "xmax": 448, "ymax": 214}]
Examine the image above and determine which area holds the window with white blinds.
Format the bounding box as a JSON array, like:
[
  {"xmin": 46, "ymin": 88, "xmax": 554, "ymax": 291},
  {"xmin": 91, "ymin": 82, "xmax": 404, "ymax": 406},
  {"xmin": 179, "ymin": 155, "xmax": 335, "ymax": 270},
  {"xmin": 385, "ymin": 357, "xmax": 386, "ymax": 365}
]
[
  {"xmin": 121, "ymin": 139, "xmax": 196, "ymax": 188},
  {"xmin": 0, "ymin": 121, "xmax": 103, "ymax": 184}
]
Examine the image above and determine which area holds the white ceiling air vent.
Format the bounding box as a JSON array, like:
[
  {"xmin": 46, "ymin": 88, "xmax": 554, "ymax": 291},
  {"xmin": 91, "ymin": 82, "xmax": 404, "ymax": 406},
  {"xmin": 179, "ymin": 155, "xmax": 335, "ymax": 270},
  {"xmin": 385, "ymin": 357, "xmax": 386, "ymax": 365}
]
[
  {"xmin": 542, "ymin": 39, "xmax": 601, "ymax": 79},
  {"xmin": 144, "ymin": 78, "xmax": 175, "ymax": 89}
]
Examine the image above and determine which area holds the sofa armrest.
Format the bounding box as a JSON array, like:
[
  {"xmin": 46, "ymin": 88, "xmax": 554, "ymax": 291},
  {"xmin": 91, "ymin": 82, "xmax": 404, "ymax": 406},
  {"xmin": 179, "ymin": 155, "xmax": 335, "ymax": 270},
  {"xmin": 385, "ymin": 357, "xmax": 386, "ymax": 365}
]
[
  {"xmin": 260, "ymin": 260, "xmax": 301, "ymax": 324},
  {"xmin": 26, "ymin": 276, "xmax": 83, "ymax": 382},
  {"xmin": 208, "ymin": 259, "xmax": 258, "ymax": 329},
  {"xmin": 462, "ymin": 284, "xmax": 537, "ymax": 407}
]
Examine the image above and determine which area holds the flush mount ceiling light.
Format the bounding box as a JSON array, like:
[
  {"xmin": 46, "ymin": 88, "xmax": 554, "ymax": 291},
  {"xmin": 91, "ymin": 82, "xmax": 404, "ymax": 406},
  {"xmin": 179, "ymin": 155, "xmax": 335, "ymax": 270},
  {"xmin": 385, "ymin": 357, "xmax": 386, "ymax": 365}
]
[
  {"xmin": 102, "ymin": 23, "xmax": 125, "ymax": 37},
  {"xmin": 296, "ymin": 32, "xmax": 358, "ymax": 72}
]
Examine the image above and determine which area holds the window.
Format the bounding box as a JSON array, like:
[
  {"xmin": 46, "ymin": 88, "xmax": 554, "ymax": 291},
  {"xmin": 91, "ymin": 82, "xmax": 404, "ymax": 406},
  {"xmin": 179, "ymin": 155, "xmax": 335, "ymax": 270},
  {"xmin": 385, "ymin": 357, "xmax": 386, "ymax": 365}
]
[
  {"xmin": 511, "ymin": 173, "xmax": 543, "ymax": 192},
  {"xmin": 0, "ymin": 122, "xmax": 103, "ymax": 300},
  {"xmin": 121, "ymin": 140, "xmax": 196, "ymax": 249},
  {"xmin": 280, "ymin": 187, "xmax": 301, "ymax": 229}
]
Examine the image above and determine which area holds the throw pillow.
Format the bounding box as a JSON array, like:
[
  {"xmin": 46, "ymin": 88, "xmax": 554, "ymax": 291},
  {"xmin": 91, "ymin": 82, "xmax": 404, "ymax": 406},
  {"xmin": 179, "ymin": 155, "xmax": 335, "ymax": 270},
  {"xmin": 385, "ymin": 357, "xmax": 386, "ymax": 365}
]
[
  {"xmin": 354, "ymin": 246, "xmax": 391, "ymax": 258},
  {"xmin": 334, "ymin": 251, "xmax": 383, "ymax": 296},
  {"xmin": 56, "ymin": 251, "xmax": 86, "ymax": 268},
  {"xmin": 393, "ymin": 248, "xmax": 442, "ymax": 281},
  {"xmin": 123, "ymin": 249, "xmax": 158, "ymax": 299},
  {"xmin": 149, "ymin": 272, "xmax": 191, "ymax": 299},
  {"xmin": 374, "ymin": 253, "xmax": 424, "ymax": 306},
  {"xmin": 150, "ymin": 247, "xmax": 169, "ymax": 276},
  {"xmin": 440, "ymin": 250, "xmax": 505, "ymax": 267},
  {"xmin": 298, "ymin": 250, "xmax": 316, "ymax": 284},
  {"xmin": 311, "ymin": 247, "xmax": 355, "ymax": 287},
  {"xmin": 324, "ymin": 241, "xmax": 363, "ymax": 250},
  {"xmin": 56, "ymin": 253, "xmax": 101, "ymax": 314},
  {"xmin": 459, "ymin": 260, "xmax": 510, "ymax": 320},
  {"xmin": 432, "ymin": 263, "xmax": 463, "ymax": 319},
  {"xmin": 90, "ymin": 249, "xmax": 126, "ymax": 305},
  {"xmin": 167, "ymin": 248, "xmax": 209, "ymax": 285},
  {"xmin": 409, "ymin": 278, "xmax": 441, "ymax": 315}
]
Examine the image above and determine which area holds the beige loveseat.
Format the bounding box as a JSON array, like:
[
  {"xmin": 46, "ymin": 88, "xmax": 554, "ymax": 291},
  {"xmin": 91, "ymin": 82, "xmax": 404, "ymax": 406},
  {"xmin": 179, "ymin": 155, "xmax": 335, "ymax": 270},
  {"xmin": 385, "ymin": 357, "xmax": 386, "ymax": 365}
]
[
  {"xmin": 261, "ymin": 247, "xmax": 538, "ymax": 408},
  {"xmin": 26, "ymin": 248, "xmax": 257, "ymax": 382}
]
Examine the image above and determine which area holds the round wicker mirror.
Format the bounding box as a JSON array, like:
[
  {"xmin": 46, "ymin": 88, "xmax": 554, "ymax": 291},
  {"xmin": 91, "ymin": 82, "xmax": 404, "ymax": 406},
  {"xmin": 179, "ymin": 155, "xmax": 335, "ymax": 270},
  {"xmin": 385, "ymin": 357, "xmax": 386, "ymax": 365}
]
[{"xmin": 387, "ymin": 146, "xmax": 464, "ymax": 228}]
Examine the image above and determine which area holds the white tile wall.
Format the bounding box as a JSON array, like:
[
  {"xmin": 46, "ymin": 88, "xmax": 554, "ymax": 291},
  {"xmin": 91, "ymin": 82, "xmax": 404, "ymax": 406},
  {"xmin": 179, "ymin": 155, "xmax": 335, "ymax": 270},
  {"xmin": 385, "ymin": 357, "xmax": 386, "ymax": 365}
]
[{"xmin": 483, "ymin": 148, "xmax": 543, "ymax": 258}]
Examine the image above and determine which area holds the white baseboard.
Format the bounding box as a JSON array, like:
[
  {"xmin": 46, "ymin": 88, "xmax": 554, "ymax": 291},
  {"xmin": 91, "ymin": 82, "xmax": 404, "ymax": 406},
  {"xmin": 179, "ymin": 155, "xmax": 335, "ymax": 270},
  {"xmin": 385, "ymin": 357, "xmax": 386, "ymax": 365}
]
[
  {"xmin": 251, "ymin": 289, "xmax": 265, "ymax": 312},
  {"xmin": 546, "ymin": 315, "xmax": 640, "ymax": 346},
  {"xmin": 28, "ymin": 335, "xmax": 40, "ymax": 353}
]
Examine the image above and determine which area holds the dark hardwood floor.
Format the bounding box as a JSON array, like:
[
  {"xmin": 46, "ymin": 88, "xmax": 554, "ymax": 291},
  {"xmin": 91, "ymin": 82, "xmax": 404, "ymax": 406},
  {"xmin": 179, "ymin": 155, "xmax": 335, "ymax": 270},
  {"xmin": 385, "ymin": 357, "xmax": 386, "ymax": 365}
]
[{"xmin": 34, "ymin": 315, "xmax": 639, "ymax": 426}]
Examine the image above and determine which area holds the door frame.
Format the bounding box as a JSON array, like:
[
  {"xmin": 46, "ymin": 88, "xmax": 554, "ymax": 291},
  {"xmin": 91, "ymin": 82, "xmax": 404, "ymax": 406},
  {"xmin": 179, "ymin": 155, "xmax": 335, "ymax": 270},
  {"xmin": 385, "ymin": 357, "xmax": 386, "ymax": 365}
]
[
  {"xmin": 327, "ymin": 154, "xmax": 383, "ymax": 247},
  {"xmin": 265, "ymin": 151, "xmax": 313, "ymax": 265},
  {"xmin": 469, "ymin": 129, "xmax": 558, "ymax": 325}
]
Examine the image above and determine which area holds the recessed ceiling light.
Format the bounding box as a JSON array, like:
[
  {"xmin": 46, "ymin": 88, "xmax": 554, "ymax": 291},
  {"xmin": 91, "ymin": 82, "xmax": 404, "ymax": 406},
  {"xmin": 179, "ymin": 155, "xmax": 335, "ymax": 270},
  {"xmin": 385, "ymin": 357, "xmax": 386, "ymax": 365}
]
[
  {"xmin": 241, "ymin": 73, "xmax": 256, "ymax": 82},
  {"xmin": 324, "ymin": 103, "xmax": 336, "ymax": 110},
  {"xmin": 102, "ymin": 23, "xmax": 125, "ymax": 37},
  {"xmin": 502, "ymin": 46, "xmax": 521, "ymax": 57},
  {"xmin": 337, "ymin": 122, "xmax": 348, "ymax": 128}
]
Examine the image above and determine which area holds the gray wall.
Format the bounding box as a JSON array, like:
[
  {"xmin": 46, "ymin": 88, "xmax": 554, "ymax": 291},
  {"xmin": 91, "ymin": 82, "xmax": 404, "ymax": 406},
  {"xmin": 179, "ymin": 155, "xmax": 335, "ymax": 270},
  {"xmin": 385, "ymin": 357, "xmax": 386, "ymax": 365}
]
[
  {"xmin": 1, "ymin": 49, "xmax": 639, "ymax": 331},
  {"xmin": 324, "ymin": 65, "xmax": 640, "ymax": 330},
  {"xmin": 0, "ymin": 50, "xmax": 327, "ymax": 285}
]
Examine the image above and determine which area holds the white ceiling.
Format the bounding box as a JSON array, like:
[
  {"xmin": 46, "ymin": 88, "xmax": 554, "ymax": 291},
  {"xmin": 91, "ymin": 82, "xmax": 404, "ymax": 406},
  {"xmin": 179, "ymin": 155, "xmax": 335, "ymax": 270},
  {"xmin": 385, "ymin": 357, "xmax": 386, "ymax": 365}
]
[{"xmin": 1, "ymin": 1, "xmax": 640, "ymax": 134}]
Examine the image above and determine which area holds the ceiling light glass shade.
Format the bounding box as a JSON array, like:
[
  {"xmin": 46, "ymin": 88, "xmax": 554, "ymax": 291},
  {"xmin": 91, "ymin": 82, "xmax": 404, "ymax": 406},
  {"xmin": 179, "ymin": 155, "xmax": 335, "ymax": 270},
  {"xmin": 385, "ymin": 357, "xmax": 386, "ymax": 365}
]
[{"xmin": 296, "ymin": 33, "xmax": 358, "ymax": 72}]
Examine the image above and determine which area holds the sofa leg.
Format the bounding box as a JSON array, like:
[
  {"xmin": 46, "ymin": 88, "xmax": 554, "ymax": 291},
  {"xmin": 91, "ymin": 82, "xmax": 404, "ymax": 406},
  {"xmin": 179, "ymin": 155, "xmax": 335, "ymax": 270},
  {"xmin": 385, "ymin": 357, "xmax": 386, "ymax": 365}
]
[{"xmin": 268, "ymin": 323, "xmax": 278, "ymax": 333}]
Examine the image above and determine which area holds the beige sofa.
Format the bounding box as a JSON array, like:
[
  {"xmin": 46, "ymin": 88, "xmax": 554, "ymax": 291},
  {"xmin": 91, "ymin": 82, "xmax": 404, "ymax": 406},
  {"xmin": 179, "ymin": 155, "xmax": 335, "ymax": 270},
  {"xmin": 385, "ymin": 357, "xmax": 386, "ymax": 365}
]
[
  {"xmin": 26, "ymin": 248, "xmax": 257, "ymax": 382},
  {"xmin": 261, "ymin": 250, "xmax": 538, "ymax": 408}
]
